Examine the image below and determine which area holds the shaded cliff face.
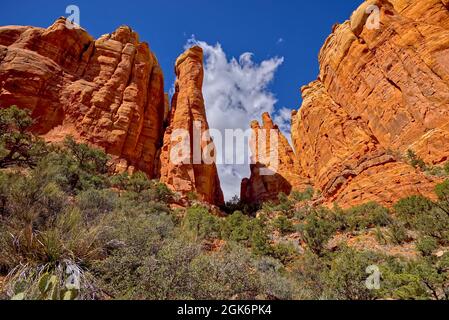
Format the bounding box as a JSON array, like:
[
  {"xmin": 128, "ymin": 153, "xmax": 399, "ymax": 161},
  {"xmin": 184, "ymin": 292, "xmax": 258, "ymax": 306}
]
[
  {"xmin": 241, "ymin": 113, "xmax": 309, "ymax": 203},
  {"xmin": 290, "ymin": 0, "xmax": 449, "ymax": 207},
  {"xmin": 0, "ymin": 18, "xmax": 166, "ymax": 176},
  {"xmin": 159, "ymin": 46, "xmax": 224, "ymax": 205}
]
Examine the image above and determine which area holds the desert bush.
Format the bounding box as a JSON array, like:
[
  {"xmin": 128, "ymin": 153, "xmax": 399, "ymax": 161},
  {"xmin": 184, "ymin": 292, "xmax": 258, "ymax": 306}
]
[
  {"xmin": 435, "ymin": 179, "xmax": 449, "ymax": 206},
  {"xmin": 406, "ymin": 149, "xmax": 427, "ymax": 171},
  {"xmin": 292, "ymin": 250, "xmax": 329, "ymax": 299},
  {"xmin": 343, "ymin": 202, "xmax": 392, "ymax": 231},
  {"xmin": 76, "ymin": 189, "xmax": 118, "ymax": 220},
  {"xmin": 416, "ymin": 236, "xmax": 439, "ymax": 257},
  {"xmin": 291, "ymin": 187, "xmax": 314, "ymax": 202},
  {"xmin": 188, "ymin": 245, "xmax": 263, "ymax": 300},
  {"xmin": 298, "ymin": 208, "xmax": 338, "ymax": 256},
  {"xmin": 272, "ymin": 215, "xmax": 295, "ymax": 235},
  {"xmin": 221, "ymin": 211, "xmax": 252, "ymax": 242},
  {"xmin": 394, "ymin": 194, "xmax": 449, "ymax": 244},
  {"xmin": 0, "ymin": 106, "xmax": 48, "ymax": 169},
  {"xmin": 387, "ymin": 222, "xmax": 410, "ymax": 245},
  {"xmin": 250, "ymin": 221, "xmax": 273, "ymax": 256},
  {"xmin": 381, "ymin": 254, "xmax": 449, "ymax": 300},
  {"xmin": 394, "ymin": 195, "xmax": 435, "ymax": 227},
  {"xmin": 324, "ymin": 247, "xmax": 381, "ymax": 300},
  {"xmin": 271, "ymin": 242, "xmax": 299, "ymax": 265},
  {"xmin": 182, "ymin": 206, "xmax": 222, "ymax": 241}
]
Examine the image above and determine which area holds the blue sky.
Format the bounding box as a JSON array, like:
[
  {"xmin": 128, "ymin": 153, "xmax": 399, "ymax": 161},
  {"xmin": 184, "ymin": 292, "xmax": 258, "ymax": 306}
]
[
  {"xmin": 0, "ymin": 0, "xmax": 363, "ymax": 199},
  {"xmin": 1, "ymin": 0, "xmax": 361, "ymax": 110}
]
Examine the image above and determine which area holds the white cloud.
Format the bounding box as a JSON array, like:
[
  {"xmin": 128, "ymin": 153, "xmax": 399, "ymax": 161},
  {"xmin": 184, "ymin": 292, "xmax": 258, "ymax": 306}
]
[{"xmin": 184, "ymin": 37, "xmax": 291, "ymax": 200}]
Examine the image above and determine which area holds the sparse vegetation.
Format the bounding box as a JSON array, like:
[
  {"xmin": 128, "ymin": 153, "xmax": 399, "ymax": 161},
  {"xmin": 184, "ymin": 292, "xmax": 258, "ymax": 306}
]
[{"xmin": 1, "ymin": 105, "xmax": 449, "ymax": 300}]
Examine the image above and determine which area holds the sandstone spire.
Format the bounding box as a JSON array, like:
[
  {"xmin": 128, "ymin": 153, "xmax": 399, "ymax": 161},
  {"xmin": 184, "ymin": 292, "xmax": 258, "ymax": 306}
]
[
  {"xmin": 241, "ymin": 112, "xmax": 307, "ymax": 203},
  {"xmin": 159, "ymin": 46, "xmax": 224, "ymax": 205}
]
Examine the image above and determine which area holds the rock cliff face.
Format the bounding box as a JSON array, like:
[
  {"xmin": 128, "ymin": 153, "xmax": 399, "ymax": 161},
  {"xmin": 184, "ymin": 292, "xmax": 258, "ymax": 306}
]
[
  {"xmin": 0, "ymin": 18, "xmax": 166, "ymax": 176},
  {"xmin": 0, "ymin": 19, "xmax": 224, "ymax": 205},
  {"xmin": 241, "ymin": 113, "xmax": 308, "ymax": 203},
  {"xmin": 159, "ymin": 46, "xmax": 224, "ymax": 205},
  {"xmin": 245, "ymin": 0, "xmax": 449, "ymax": 207}
]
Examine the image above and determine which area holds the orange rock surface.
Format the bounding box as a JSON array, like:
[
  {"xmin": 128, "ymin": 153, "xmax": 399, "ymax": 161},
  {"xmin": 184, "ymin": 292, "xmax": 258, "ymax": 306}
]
[
  {"xmin": 290, "ymin": 0, "xmax": 449, "ymax": 207},
  {"xmin": 159, "ymin": 46, "xmax": 224, "ymax": 205},
  {"xmin": 241, "ymin": 113, "xmax": 308, "ymax": 203},
  {"xmin": 0, "ymin": 18, "xmax": 166, "ymax": 176},
  {"xmin": 242, "ymin": 0, "xmax": 448, "ymax": 208}
]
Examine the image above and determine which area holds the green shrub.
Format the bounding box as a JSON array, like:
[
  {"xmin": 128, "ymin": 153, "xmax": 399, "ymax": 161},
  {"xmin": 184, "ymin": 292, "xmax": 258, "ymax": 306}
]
[
  {"xmin": 250, "ymin": 222, "xmax": 272, "ymax": 256},
  {"xmin": 387, "ymin": 222, "xmax": 410, "ymax": 245},
  {"xmin": 76, "ymin": 189, "xmax": 118, "ymax": 220},
  {"xmin": 394, "ymin": 195, "xmax": 435, "ymax": 227},
  {"xmin": 325, "ymin": 247, "xmax": 380, "ymax": 300},
  {"xmin": 272, "ymin": 215, "xmax": 295, "ymax": 235},
  {"xmin": 299, "ymin": 208, "xmax": 338, "ymax": 256},
  {"xmin": 406, "ymin": 149, "xmax": 427, "ymax": 171},
  {"xmin": 0, "ymin": 106, "xmax": 48, "ymax": 169},
  {"xmin": 435, "ymin": 179, "xmax": 449, "ymax": 204},
  {"xmin": 292, "ymin": 250, "xmax": 328, "ymax": 299},
  {"xmin": 416, "ymin": 236, "xmax": 438, "ymax": 257},
  {"xmin": 182, "ymin": 206, "xmax": 222, "ymax": 240},
  {"xmin": 343, "ymin": 202, "xmax": 392, "ymax": 231},
  {"xmin": 291, "ymin": 187, "xmax": 314, "ymax": 202},
  {"xmin": 222, "ymin": 211, "xmax": 252, "ymax": 242},
  {"xmin": 381, "ymin": 254, "xmax": 449, "ymax": 300},
  {"xmin": 271, "ymin": 242, "xmax": 298, "ymax": 265}
]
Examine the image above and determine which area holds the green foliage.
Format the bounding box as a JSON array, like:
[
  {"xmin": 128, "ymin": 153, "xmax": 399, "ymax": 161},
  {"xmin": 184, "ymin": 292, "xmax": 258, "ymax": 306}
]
[
  {"xmin": 343, "ymin": 202, "xmax": 392, "ymax": 231},
  {"xmin": 394, "ymin": 194, "xmax": 449, "ymax": 244},
  {"xmin": 416, "ymin": 236, "xmax": 438, "ymax": 257},
  {"xmin": 0, "ymin": 106, "xmax": 48, "ymax": 168},
  {"xmin": 222, "ymin": 211, "xmax": 253, "ymax": 242},
  {"xmin": 111, "ymin": 172, "xmax": 174, "ymax": 203},
  {"xmin": 445, "ymin": 162, "xmax": 449, "ymax": 175},
  {"xmin": 291, "ymin": 187, "xmax": 314, "ymax": 202},
  {"xmin": 435, "ymin": 179, "xmax": 449, "ymax": 204},
  {"xmin": 183, "ymin": 206, "xmax": 222, "ymax": 240},
  {"xmin": 381, "ymin": 255, "xmax": 449, "ymax": 300},
  {"xmin": 298, "ymin": 208, "xmax": 338, "ymax": 256},
  {"xmin": 221, "ymin": 196, "xmax": 260, "ymax": 215},
  {"xmin": 250, "ymin": 221, "xmax": 273, "ymax": 256},
  {"xmin": 261, "ymin": 193, "xmax": 294, "ymax": 216},
  {"xmin": 407, "ymin": 149, "xmax": 427, "ymax": 171},
  {"xmin": 187, "ymin": 191, "xmax": 199, "ymax": 201},
  {"xmin": 324, "ymin": 247, "xmax": 380, "ymax": 300},
  {"xmin": 271, "ymin": 242, "xmax": 298, "ymax": 265},
  {"xmin": 272, "ymin": 215, "xmax": 295, "ymax": 235},
  {"xmin": 387, "ymin": 222, "xmax": 410, "ymax": 245}
]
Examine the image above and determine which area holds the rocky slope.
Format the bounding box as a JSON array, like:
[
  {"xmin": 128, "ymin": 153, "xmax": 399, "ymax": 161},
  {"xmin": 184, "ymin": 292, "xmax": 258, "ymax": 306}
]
[
  {"xmin": 0, "ymin": 18, "xmax": 224, "ymax": 205},
  {"xmin": 244, "ymin": 0, "xmax": 449, "ymax": 207}
]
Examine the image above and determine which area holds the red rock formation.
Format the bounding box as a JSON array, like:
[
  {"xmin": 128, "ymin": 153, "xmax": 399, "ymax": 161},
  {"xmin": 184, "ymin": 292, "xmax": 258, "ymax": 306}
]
[
  {"xmin": 290, "ymin": 0, "xmax": 449, "ymax": 207},
  {"xmin": 241, "ymin": 113, "xmax": 308, "ymax": 203},
  {"xmin": 159, "ymin": 46, "xmax": 224, "ymax": 205},
  {"xmin": 0, "ymin": 18, "xmax": 166, "ymax": 176}
]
